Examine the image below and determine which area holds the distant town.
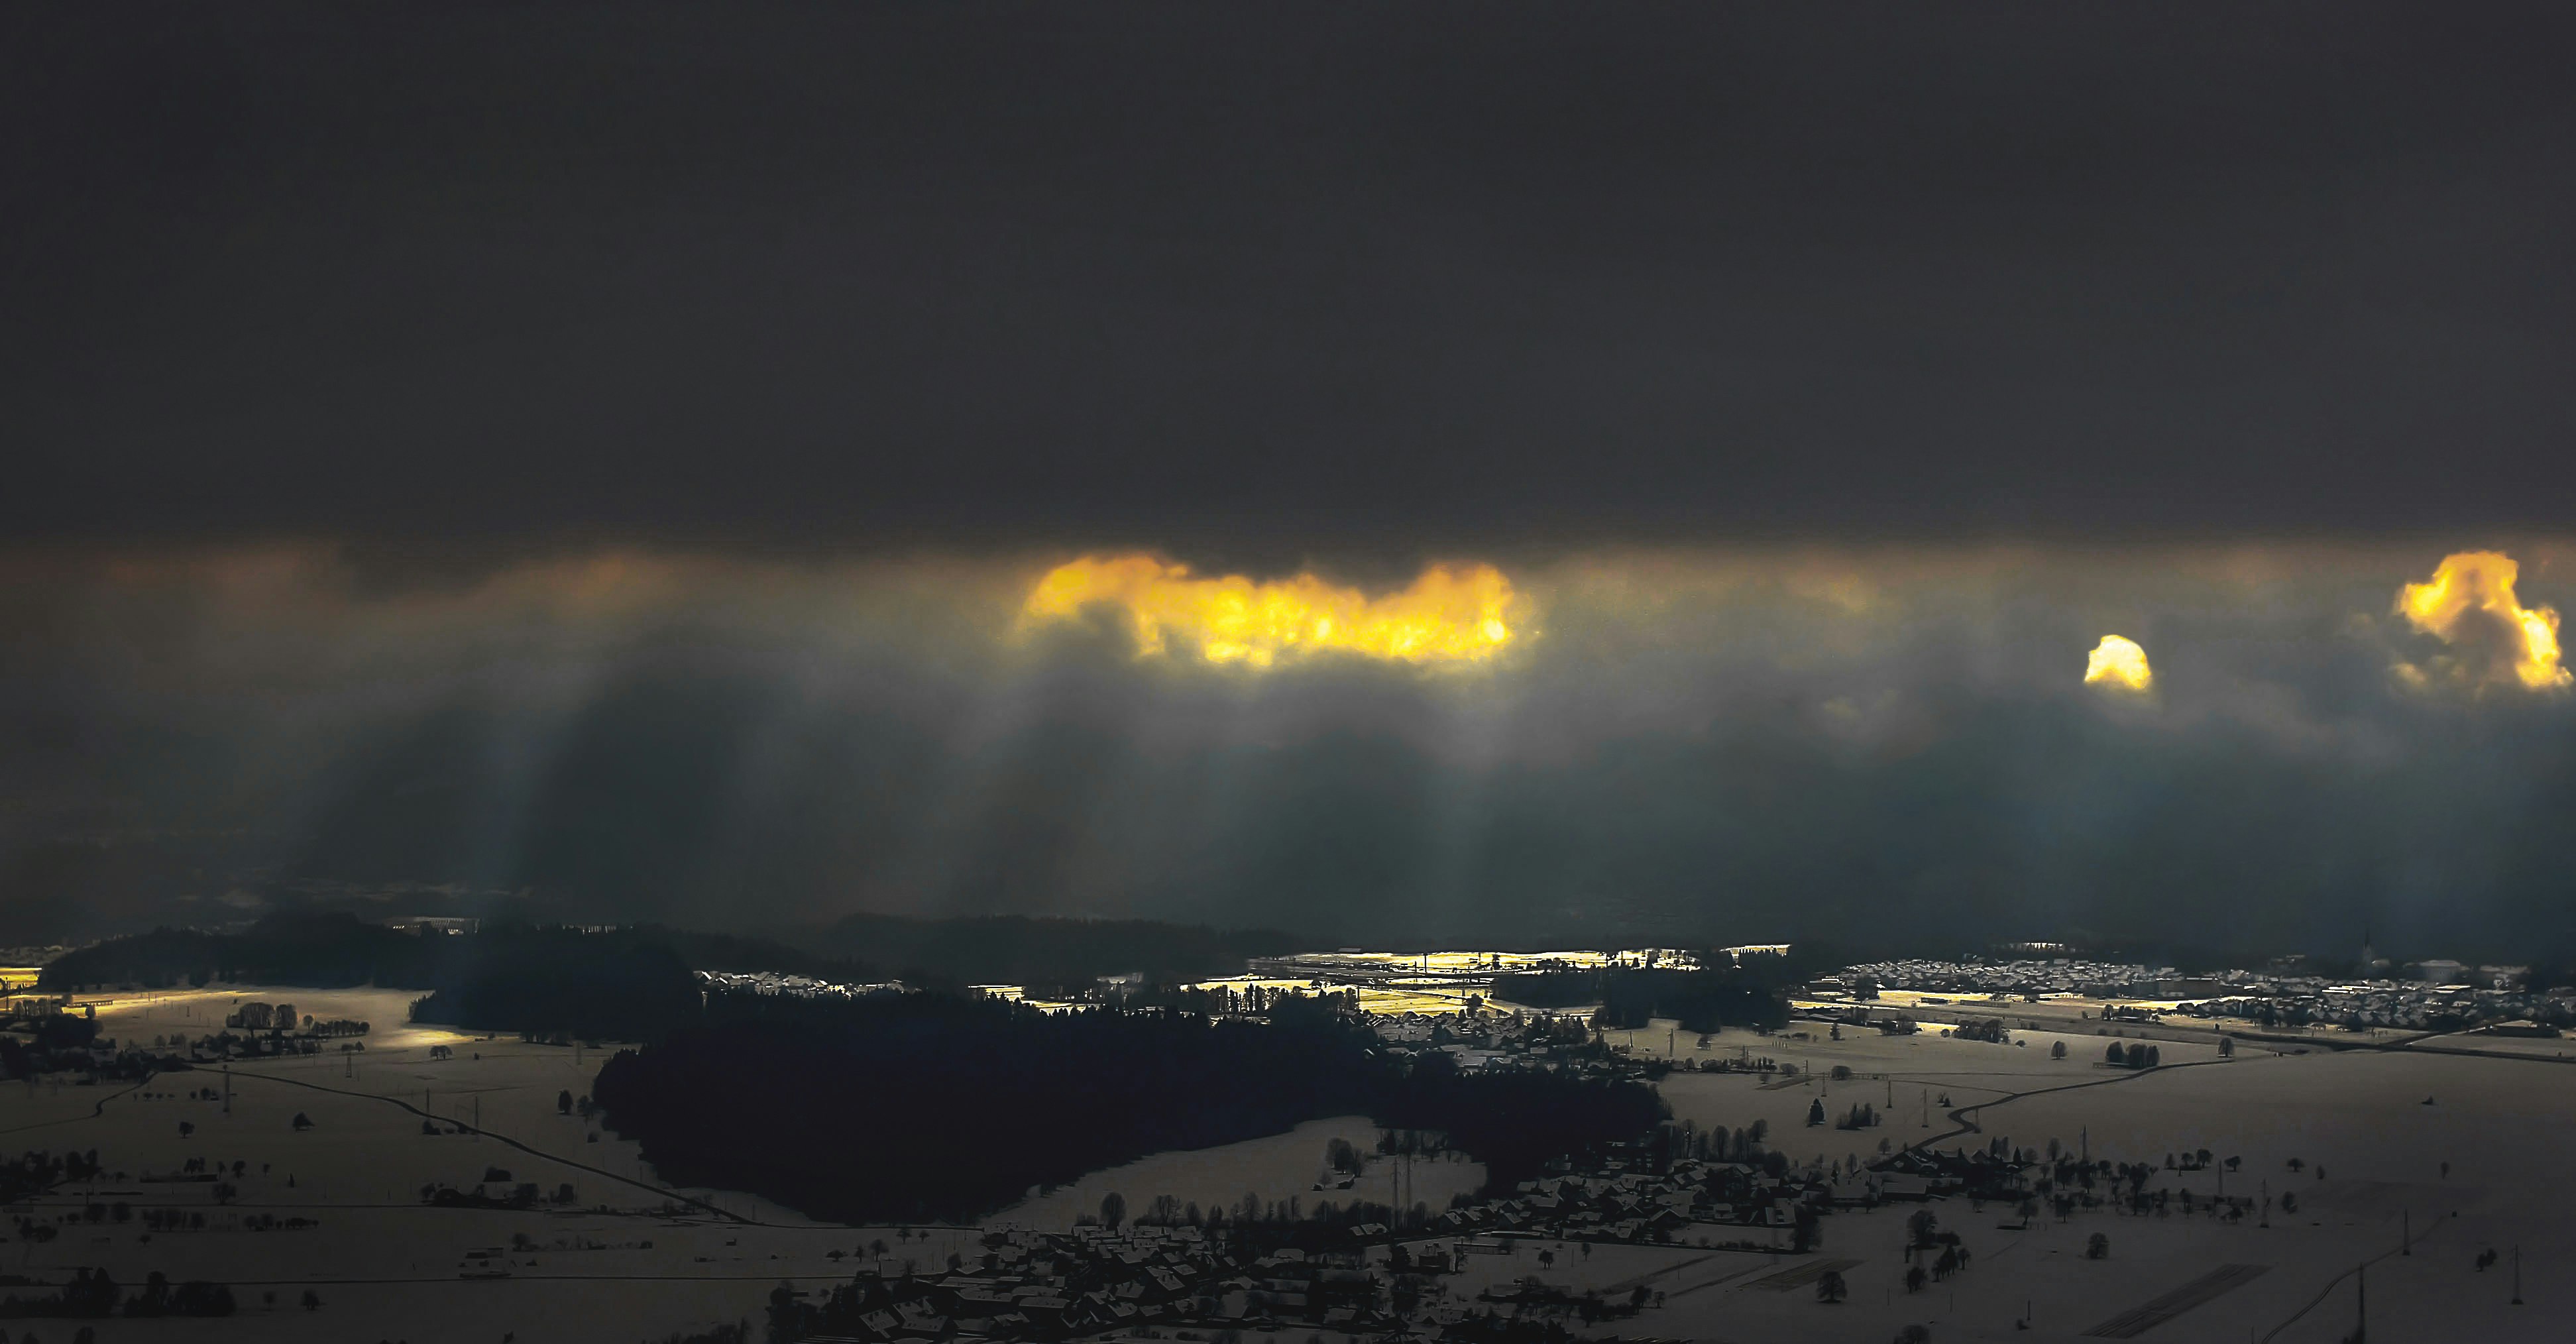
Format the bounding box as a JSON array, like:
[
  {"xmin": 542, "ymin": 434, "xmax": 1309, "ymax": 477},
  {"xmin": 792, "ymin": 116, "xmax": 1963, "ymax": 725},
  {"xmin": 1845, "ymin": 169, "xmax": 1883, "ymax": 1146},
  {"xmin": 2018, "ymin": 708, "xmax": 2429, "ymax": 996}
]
[{"xmin": 1824, "ymin": 951, "xmax": 2568, "ymax": 1036}]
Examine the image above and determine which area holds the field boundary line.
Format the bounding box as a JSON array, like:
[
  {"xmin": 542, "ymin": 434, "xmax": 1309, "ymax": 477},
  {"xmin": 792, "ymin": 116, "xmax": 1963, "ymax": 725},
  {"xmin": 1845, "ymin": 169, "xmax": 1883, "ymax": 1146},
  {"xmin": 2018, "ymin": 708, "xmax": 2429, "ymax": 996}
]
[
  {"xmin": 2083, "ymin": 1262, "xmax": 2268, "ymax": 1338},
  {"xmin": 0, "ymin": 1076, "xmax": 149, "ymax": 1137},
  {"xmin": 223, "ymin": 1066, "xmax": 758, "ymax": 1225},
  {"xmin": 1902, "ymin": 1058, "xmax": 2233, "ymax": 1154},
  {"xmin": 2257, "ymin": 1213, "xmax": 2447, "ymax": 1343}
]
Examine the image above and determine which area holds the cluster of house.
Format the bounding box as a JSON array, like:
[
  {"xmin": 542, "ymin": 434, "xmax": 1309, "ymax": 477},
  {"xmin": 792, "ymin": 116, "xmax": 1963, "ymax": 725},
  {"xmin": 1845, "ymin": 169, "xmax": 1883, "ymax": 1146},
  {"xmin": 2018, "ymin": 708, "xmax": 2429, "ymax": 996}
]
[
  {"xmin": 1455, "ymin": 1154, "xmax": 1861, "ymax": 1245},
  {"xmin": 1823, "ymin": 958, "xmax": 2190, "ymax": 999},
  {"xmin": 776, "ymin": 1225, "xmax": 1401, "ymax": 1342},
  {"xmin": 1251, "ymin": 948, "xmax": 1689, "ymax": 983},
  {"xmin": 694, "ymin": 970, "xmax": 907, "ymax": 1001},
  {"xmin": 1372, "ymin": 1011, "xmax": 1655, "ymax": 1084},
  {"xmin": 779, "ymin": 1131, "xmax": 1961, "ymax": 1344},
  {"xmin": 787, "ymin": 1164, "xmax": 1835, "ymax": 1344},
  {"xmin": 1869, "ymin": 1145, "xmax": 2056, "ymax": 1206},
  {"xmin": 2172, "ymin": 972, "xmax": 2573, "ymax": 1034},
  {"xmin": 1824, "ymin": 954, "xmax": 2573, "ymax": 1036}
]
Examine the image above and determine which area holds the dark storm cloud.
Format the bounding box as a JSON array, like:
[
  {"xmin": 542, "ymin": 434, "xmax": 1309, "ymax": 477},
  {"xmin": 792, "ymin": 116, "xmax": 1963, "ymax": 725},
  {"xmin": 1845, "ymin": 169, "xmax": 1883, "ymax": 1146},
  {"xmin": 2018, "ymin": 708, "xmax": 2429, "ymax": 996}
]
[
  {"xmin": 7, "ymin": 4, "xmax": 2576, "ymax": 558},
  {"xmin": 5, "ymin": 543, "xmax": 2573, "ymax": 964}
]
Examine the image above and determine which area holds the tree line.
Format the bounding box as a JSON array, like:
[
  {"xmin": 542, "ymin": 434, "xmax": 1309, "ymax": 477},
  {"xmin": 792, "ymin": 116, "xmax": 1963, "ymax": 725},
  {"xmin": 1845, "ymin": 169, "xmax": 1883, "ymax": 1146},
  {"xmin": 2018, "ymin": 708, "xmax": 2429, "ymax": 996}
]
[
  {"xmin": 590, "ymin": 989, "xmax": 1663, "ymax": 1223},
  {"xmin": 42, "ymin": 910, "xmax": 1303, "ymax": 1031},
  {"xmin": 805, "ymin": 913, "xmax": 1302, "ymax": 998},
  {"xmin": 1494, "ymin": 967, "xmax": 1789, "ymax": 1033}
]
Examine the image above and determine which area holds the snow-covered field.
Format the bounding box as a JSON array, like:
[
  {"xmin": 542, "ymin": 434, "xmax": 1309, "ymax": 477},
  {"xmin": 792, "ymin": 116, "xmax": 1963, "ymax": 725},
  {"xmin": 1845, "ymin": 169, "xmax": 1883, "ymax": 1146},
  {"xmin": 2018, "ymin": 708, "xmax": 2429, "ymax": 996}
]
[
  {"xmin": 989, "ymin": 1114, "xmax": 1486, "ymax": 1233},
  {"xmin": 6, "ymin": 986, "xmax": 964, "ymax": 1341},
  {"xmin": 1571, "ymin": 1018, "xmax": 2565, "ymax": 1342},
  {"xmin": 8, "ymin": 987, "xmax": 2566, "ymax": 1341}
]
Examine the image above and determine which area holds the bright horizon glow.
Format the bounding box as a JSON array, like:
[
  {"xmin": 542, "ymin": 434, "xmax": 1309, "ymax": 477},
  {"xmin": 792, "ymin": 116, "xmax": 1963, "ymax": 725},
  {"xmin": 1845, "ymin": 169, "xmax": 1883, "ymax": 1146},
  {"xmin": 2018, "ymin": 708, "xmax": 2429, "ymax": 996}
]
[{"xmin": 1018, "ymin": 554, "xmax": 1524, "ymax": 667}]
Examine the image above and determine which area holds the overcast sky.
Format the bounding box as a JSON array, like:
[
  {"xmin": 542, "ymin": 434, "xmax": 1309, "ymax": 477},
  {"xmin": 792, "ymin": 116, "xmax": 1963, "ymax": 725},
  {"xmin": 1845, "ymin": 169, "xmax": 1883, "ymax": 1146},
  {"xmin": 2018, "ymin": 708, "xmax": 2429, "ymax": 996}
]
[
  {"xmin": 9, "ymin": 3, "xmax": 2576, "ymax": 563},
  {"xmin": 6, "ymin": 7, "xmax": 2574, "ymax": 961}
]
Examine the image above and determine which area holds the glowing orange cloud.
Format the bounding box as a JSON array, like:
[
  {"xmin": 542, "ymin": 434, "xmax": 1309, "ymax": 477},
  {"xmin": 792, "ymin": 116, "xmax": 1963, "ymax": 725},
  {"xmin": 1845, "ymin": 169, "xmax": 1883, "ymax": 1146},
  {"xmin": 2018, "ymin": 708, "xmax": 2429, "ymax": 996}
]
[
  {"xmin": 1019, "ymin": 555, "xmax": 1523, "ymax": 667},
  {"xmin": 2394, "ymin": 551, "xmax": 2569, "ymax": 691},
  {"xmin": 2084, "ymin": 635, "xmax": 2153, "ymax": 692}
]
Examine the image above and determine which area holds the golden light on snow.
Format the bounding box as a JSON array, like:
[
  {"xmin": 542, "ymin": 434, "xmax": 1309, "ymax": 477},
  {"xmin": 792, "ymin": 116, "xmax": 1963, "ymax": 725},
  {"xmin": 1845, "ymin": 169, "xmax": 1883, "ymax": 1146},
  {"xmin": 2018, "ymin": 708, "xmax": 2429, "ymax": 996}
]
[
  {"xmin": 2395, "ymin": 551, "xmax": 2570, "ymax": 691},
  {"xmin": 1019, "ymin": 554, "xmax": 1523, "ymax": 667},
  {"xmin": 2084, "ymin": 635, "xmax": 2154, "ymax": 692}
]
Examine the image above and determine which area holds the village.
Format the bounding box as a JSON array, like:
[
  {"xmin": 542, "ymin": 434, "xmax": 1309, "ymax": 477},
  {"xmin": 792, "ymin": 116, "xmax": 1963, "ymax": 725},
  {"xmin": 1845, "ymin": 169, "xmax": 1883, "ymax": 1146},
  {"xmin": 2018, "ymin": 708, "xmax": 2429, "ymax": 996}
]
[
  {"xmin": 773, "ymin": 1105, "xmax": 1998, "ymax": 1341},
  {"xmin": 1824, "ymin": 953, "xmax": 2573, "ymax": 1038}
]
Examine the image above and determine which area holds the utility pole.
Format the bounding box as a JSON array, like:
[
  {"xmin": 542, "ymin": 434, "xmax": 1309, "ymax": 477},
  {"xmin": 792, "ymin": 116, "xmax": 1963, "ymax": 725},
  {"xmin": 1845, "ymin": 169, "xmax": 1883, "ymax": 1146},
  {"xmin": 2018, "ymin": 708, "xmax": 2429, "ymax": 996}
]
[
  {"xmin": 2402, "ymin": 1209, "xmax": 2409, "ymax": 1255},
  {"xmin": 2512, "ymin": 1245, "xmax": 2523, "ymax": 1306},
  {"xmin": 2355, "ymin": 1263, "xmax": 2367, "ymax": 1344}
]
